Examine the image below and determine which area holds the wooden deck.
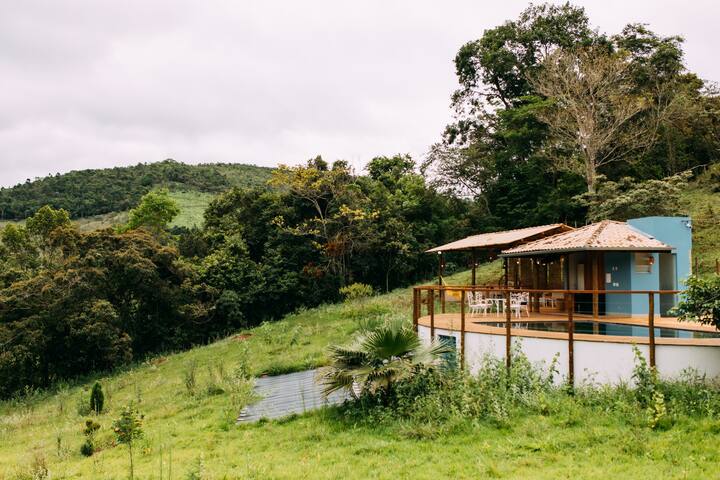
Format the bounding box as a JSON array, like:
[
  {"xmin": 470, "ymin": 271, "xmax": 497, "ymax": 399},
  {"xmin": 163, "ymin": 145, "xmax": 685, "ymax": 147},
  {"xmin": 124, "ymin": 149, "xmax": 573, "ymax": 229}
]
[{"xmin": 417, "ymin": 310, "xmax": 720, "ymax": 346}]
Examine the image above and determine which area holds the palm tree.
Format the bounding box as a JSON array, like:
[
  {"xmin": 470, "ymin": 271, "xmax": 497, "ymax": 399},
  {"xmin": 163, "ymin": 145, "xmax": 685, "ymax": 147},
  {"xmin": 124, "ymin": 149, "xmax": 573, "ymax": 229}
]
[{"xmin": 320, "ymin": 318, "xmax": 453, "ymax": 397}]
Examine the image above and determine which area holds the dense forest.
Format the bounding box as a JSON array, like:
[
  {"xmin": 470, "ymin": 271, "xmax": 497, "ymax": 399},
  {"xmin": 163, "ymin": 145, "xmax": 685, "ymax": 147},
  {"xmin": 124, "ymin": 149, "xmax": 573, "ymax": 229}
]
[
  {"xmin": 0, "ymin": 155, "xmax": 470, "ymax": 397},
  {"xmin": 1, "ymin": 3, "xmax": 719, "ymax": 398},
  {"xmin": 0, "ymin": 160, "xmax": 271, "ymax": 220}
]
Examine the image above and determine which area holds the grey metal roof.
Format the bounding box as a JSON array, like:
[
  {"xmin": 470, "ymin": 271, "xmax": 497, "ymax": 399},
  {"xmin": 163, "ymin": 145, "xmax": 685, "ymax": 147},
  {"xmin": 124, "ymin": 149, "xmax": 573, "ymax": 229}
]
[{"xmin": 237, "ymin": 369, "xmax": 350, "ymax": 422}]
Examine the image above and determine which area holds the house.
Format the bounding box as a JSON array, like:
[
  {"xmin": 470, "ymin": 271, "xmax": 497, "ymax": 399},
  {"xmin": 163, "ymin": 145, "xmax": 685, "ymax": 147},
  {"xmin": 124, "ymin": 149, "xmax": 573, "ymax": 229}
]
[{"xmin": 500, "ymin": 216, "xmax": 692, "ymax": 316}]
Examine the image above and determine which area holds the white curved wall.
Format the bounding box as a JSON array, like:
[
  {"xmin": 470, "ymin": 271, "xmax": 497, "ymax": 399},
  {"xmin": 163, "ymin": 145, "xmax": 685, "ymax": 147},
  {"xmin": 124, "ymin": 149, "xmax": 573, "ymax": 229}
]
[{"xmin": 418, "ymin": 325, "xmax": 720, "ymax": 384}]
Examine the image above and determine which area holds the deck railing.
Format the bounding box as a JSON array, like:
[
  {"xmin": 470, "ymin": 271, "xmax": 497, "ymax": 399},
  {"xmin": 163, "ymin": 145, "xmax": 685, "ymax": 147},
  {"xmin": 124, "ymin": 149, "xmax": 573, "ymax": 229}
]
[{"xmin": 412, "ymin": 285, "xmax": 682, "ymax": 387}]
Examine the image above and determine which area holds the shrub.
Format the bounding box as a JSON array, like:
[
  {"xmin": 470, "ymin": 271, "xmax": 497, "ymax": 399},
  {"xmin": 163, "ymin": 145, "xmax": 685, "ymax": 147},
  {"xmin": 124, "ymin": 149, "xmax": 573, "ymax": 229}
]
[
  {"xmin": 80, "ymin": 419, "xmax": 100, "ymax": 457},
  {"xmin": 183, "ymin": 361, "xmax": 198, "ymax": 396},
  {"xmin": 339, "ymin": 283, "xmax": 374, "ymax": 301},
  {"xmin": 76, "ymin": 394, "xmax": 91, "ymax": 417},
  {"xmin": 89, "ymin": 382, "xmax": 104, "ymax": 414},
  {"xmin": 673, "ymin": 275, "xmax": 720, "ymax": 328},
  {"xmin": 80, "ymin": 439, "xmax": 94, "ymax": 457}
]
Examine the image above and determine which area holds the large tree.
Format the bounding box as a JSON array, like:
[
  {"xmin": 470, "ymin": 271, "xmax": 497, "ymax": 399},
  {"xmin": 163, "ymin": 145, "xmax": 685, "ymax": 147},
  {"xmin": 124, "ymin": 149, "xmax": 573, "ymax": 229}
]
[
  {"xmin": 530, "ymin": 47, "xmax": 657, "ymax": 193},
  {"xmin": 426, "ymin": 3, "xmax": 718, "ymax": 227}
]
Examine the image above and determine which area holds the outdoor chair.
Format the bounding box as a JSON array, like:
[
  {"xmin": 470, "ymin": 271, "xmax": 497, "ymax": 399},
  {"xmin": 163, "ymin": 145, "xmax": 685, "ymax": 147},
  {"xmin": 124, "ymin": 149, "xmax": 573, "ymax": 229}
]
[
  {"xmin": 510, "ymin": 292, "xmax": 530, "ymax": 318},
  {"xmin": 467, "ymin": 291, "xmax": 492, "ymax": 317}
]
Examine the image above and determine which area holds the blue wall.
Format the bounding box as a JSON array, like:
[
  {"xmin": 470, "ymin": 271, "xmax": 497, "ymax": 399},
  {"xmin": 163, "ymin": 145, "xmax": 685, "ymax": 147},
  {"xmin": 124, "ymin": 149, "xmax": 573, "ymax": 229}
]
[
  {"xmin": 604, "ymin": 251, "xmax": 632, "ymax": 315},
  {"xmin": 597, "ymin": 217, "xmax": 692, "ymax": 315},
  {"xmin": 626, "ymin": 216, "xmax": 692, "ymax": 315},
  {"xmin": 627, "ymin": 216, "xmax": 692, "ymax": 288}
]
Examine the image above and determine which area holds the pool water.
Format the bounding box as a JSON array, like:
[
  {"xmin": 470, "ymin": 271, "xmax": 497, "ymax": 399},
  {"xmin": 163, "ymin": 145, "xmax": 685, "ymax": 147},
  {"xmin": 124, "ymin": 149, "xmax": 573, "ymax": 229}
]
[{"xmin": 475, "ymin": 321, "xmax": 720, "ymax": 339}]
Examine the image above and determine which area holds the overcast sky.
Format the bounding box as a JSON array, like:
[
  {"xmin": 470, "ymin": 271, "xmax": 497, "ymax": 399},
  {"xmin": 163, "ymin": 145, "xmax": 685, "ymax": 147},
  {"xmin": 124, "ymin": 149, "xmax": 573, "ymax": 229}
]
[{"xmin": 1, "ymin": 0, "xmax": 718, "ymax": 188}]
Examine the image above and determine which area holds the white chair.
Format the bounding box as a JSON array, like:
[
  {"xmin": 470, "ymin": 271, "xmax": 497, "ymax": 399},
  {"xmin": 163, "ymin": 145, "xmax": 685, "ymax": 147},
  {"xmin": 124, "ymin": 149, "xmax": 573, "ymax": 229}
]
[
  {"xmin": 467, "ymin": 291, "xmax": 492, "ymax": 317},
  {"xmin": 542, "ymin": 293, "xmax": 556, "ymax": 308},
  {"xmin": 510, "ymin": 292, "xmax": 530, "ymax": 318}
]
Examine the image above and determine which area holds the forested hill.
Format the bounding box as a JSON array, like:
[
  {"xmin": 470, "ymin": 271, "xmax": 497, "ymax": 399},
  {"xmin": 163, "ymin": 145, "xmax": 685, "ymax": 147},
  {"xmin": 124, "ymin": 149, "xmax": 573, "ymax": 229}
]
[{"xmin": 0, "ymin": 160, "xmax": 272, "ymax": 219}]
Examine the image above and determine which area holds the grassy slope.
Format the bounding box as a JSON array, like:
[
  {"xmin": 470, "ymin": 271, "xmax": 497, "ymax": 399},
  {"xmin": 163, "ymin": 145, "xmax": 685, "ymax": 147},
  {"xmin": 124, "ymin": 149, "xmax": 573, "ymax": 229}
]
[
  {"xmin": 680, "ymin": 184, "xmax": 720, "ymax": 276},
  {"xmin": 168, "ymin": 191, "xmax": 215, "ymax": 229},
  {"xmin": 2, "ymin": 264, "xmax": 719, "ymax": 479},
  {"xmin": 0, "ymin": 191, "xmax": 215, "ymax": 232}
]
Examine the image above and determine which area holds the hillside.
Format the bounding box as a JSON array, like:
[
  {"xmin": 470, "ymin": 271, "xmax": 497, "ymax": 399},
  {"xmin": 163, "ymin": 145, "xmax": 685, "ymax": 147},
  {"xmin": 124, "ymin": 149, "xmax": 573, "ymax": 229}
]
[
  {"xmin": 680, "ymin": 173, "xmax": 720, "ymax": 276},
  {"xmin": 0, "ymin": 160, "xmax": 272, "ymax": 220},
  {"xmin": 1, "ymin": 265, "xmax": 718, "ymax": 479}
]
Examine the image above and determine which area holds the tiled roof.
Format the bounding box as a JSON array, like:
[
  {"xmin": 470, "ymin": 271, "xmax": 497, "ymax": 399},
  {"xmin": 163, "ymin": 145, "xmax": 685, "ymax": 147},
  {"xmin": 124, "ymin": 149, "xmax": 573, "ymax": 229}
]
[
  {"xmin": 501, "ymin": 220, "xmax": 673, "ymax": 256},
  {"xmin": 426, "ymin": 224, "xmax": 573, "ymax": 253}
]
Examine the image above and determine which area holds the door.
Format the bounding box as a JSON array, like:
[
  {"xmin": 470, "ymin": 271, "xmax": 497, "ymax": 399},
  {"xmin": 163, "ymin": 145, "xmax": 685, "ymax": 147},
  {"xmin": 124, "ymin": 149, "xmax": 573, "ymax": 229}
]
[{"xmin": 659, "ymin": 253, "xmax": 676, "ymax": 316}]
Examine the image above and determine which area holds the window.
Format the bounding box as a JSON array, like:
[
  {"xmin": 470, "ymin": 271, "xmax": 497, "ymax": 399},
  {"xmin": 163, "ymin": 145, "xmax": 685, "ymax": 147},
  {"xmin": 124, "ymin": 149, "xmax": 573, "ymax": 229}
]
[{"xmin": 634, "ymin": 253, "xmax": 654, "ymax": 274}]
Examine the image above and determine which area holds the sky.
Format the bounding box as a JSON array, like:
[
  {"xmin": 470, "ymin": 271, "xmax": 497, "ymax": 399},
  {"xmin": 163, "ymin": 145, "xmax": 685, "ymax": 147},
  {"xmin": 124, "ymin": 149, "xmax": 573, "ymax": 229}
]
[{"xmin": 1, "ymin": 0, "xmax": 718, "ymax": 188}]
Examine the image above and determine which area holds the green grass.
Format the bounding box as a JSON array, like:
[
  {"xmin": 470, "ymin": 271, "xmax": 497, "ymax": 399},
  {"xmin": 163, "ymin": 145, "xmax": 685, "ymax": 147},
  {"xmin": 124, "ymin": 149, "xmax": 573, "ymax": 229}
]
[
  {"xmin": 2, "ymin": 264, "xmax": 719, "ymax": 479},
  {"xmin": 168, "ymin": 190, "xmax": 215, "ymax": 229},
  {"xmin": 680, "ymin": 183, "xmax": 720, "ymax": 276},
  {"xmin": 0, "ymin": 190, "xmax": 215, "ymax": 233}
]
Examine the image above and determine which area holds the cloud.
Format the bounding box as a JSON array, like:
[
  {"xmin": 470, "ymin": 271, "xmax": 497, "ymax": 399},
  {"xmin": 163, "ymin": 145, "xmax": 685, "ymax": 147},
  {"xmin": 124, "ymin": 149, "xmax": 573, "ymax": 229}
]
[{"xmin": 1, "ymin": 0, "xmax": 718, "ymax": 187}]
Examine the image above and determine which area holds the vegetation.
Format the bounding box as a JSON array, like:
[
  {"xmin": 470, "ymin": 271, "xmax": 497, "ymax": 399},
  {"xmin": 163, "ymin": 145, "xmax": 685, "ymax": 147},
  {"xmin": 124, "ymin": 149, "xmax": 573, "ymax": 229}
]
[
  {"xmin": 1, "ymin": 3, "xmax": 719, "ymax": 477},
  {"xmin": 0, "ymin": 160, "xmax": 271, "ymax": 220},
  {"xmin": 339, "ymin": 283, "xmax": 375, "ymax": 301},
  {"xmin": 675, "ymin": 275, "xmax": 720, "ymax": 327},
  {"xmin": 112, "ymin": 404, "xmax": 144, "ymax": 480},
  {"xmin": 320, "ymin": 318, "xmax": 451, "ymax": 397},
  {"xmin": 577, "ymin": 171, "xmax": 691, "ymax": 221},
  {"xmin": 123, "ymin": 189, "xmax": 180, "ymax": 235},
  {"xmin": 89, "ymin": 382, "xmax": 104, "ymax": 415},
  {"xmin": 426, "ymin": 3, "xmax": 718, "ymax": 231},
  {"xmin": 3, "ymin": 275, "xmax": 720, "ymax": 478}
]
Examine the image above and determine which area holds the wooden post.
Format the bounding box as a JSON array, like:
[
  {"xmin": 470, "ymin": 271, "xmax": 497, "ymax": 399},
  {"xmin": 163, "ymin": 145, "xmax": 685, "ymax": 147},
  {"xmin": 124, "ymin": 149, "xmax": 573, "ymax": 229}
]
[
  {"xmin": 694, "ymin": 257, "xmax": 699, "ymax": 276},
  {"xmin": 591, "ymin": 253, "xmax": 599, "ymax": 319},
  {"xmin": 648, "ymin": 292, "xmax": 656, "ymax": 368},
  {"xmin": 429, "ymin": 288, "xmax": 435, "ymax": 340},
  {"xmin": 567, "ymin": 293, "xmax": 575, "ymax": 388},
  {"xmin": 471, "ymin": 249, "xmax": 477, "ymax": 286},
  {"xmin": 716, "ymin": 258, "xmax": 719, "ymax": 276},
  {"xmin": 460, "ymin": 288, "xmax": 466, "ymax": 370},
  {"xmin": 439, "ymin": 253, "xmax": 446, "ymax": 314},
  {"xmin": 503, "ymin": 258, "xmax": 509, "ymax": 288},
  {"xmin": 412, "ymin": 288, "xmax": 419, "ymax": 332},
  {"xmin": 505, "ymin": 288, "xmax": 512, "ymax": 371}
]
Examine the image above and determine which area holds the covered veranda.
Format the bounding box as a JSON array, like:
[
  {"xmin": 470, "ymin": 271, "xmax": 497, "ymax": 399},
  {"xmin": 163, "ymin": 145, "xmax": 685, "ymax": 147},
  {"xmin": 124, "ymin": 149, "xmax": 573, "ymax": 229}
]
[{"xmin": 415, "ymin": 218, "xmax": 694, "ymax": 382}]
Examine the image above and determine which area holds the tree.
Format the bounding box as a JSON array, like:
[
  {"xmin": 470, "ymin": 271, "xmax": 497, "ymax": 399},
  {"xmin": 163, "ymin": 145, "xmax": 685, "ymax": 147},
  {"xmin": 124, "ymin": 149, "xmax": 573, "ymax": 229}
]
[
  {"xmin": 270, "ymin": 157, "xmax": 376, "ymax": 284},
  {"xmin": 113, "ymin": 404, "xmax": 144, "ymax": 480},
  {"xmin": 90, "ymin": 382, "xmax": 104, "ymax": 414},
  {"xmin": 320, "ymin": 319, "xmax": 451, "ymax": 397},
  {"xmin": 674, "ymin": 276, "xmax": 720, "ymax": 328},
  {"xmin": 124, "ymin": 189, "xmax": 180, "ymax": 235},
  {"xmin": 25, "ymin": 205, "xmax": 71, "ymax": 239},
  {"xmin": 576, "ymin": 171, "xmax": 690, "ymax": 221},
  {"xmin": 530, "ymin": 47, "xmax": 658, "ymax": 193}
]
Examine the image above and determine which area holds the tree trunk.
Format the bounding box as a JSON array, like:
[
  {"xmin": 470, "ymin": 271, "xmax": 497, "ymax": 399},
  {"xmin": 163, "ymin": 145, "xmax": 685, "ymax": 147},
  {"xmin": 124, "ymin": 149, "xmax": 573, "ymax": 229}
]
[{"xmin": 584, "ymin": 151, "xmax": 597, "ymax": 194}]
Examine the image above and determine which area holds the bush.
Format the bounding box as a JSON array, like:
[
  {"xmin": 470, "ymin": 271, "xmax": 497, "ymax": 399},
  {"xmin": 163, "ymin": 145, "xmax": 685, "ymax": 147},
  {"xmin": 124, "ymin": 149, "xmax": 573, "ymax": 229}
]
[
  {"xmin": 339, "ymin": 283, "xmax": 374, "ymax": 301},
  {"xmin": 80, "ymin": 439, "xmax": 94, "ymax": 457},
  {"xmin": 90, "ymin": 382, "xmax": 104, "ymax": 414},
  {"xmin": 674, "ymin": 275, "xmax": 720, "ymax": 328},
  {"xmin": 80, "ymin": 419, "xmax": 100, "ymax": 457}
]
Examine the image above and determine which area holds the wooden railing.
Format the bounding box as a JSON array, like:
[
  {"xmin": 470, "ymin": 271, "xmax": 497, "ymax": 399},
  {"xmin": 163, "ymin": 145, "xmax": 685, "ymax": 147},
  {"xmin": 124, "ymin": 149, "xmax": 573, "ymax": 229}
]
[{"xmin": 412, "ymin": 285, "xmax": 682, "ymax": 388}]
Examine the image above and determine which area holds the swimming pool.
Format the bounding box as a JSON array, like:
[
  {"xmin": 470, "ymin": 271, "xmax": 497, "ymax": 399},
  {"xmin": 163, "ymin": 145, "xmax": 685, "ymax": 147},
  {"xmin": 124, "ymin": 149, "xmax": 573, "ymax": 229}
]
[{"xmin": 474, "ymin": 320, "xmax": 720, "ymax": 339}]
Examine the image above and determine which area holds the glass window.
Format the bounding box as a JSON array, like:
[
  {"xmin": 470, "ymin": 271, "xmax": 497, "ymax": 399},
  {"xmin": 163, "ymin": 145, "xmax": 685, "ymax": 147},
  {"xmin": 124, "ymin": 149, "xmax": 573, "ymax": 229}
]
[{"xmin": 634, "ymin": 253, "xmax": 653, "ymax": 274}]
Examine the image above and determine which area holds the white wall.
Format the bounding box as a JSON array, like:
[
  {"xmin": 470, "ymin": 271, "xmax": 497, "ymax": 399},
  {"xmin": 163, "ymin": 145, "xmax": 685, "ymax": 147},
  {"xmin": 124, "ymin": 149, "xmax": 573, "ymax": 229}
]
[{"xmin": 418, "ymin": 325, "xmax": 720, "ymax": 384}]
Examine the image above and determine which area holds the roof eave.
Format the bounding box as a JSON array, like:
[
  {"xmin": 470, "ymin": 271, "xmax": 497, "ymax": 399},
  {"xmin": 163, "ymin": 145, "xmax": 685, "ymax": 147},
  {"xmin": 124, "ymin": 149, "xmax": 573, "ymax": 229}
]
[{"xmin": 500, "ymin": 246, "xmax": 674, "ymax": 257}]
